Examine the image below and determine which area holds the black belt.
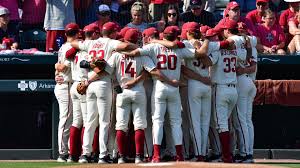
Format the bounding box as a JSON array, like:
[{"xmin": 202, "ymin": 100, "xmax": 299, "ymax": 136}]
[{"xmin": 227, "ymin": 84, "xmax": 235, "ymax": 87}]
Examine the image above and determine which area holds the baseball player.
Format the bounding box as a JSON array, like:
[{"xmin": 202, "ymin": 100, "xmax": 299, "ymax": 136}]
[
  {"xmin": 54, "ymin": 23, "xmax": 79, "ymax": 162},
  {"xmin": 65, "ymin": 24, "xmax": 101, "ymax": 163},
  {"xmin": 180, "ymin": 22, "xmax": 212, "ymax": 162},
  {"xmin": 123, "ymin": 26, "xmax": 210, "ymax": 162},
  {"xmin": 202, "ymin": 20, "xmax": 247, "ymax": 163},
  {"xmin": 71, "ymin": 22, "xmax": 137, "ymax": 164},
  {"xmin": 232, "ymin": 22, "xmax": 257, "ymax": 163},
  {"xmin": 107, "ymin": 29, "xmax": 182, "ymax": 164}
]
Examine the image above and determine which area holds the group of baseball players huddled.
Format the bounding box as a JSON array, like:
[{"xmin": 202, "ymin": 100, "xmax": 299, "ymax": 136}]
[{"xmin": 54, "ymin": 9, "xmax": 257, "ymax": 164}]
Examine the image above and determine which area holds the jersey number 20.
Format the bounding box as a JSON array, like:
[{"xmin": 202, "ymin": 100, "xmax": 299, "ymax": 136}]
[
  {"xmin": 157, "ymin": 54, "xmax": 177, "ymax": 70},
  {"xmin": 223, "ymin": 57, "xmax": 236, "ymax": 73}
]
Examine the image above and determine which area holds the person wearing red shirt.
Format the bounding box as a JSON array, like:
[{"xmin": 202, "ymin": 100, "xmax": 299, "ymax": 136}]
[
  {"xmin": 215, "ymin": 1, "xmax": 256, "ymax": 36},
  {"xmin": 256, "ymin": 9, "xmax": 286, "ymax": 55},
  {"xmin": 279, "ymin": 0, "xmax": 300, "ymax": 45},
  {"xmin": 287, "ymin": 11, "xmax": 300, "ymax": 54},
  {"xmin": 246, "ymin": 0, "xmax": 270, "ymax": 27}
]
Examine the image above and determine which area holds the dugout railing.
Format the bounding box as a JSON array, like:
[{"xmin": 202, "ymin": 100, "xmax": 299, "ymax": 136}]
[{"xmin": 0, "ymin": 54, "xmax": 299, "ymax": 160}]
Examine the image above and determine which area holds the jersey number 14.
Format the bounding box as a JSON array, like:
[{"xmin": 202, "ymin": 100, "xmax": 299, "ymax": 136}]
[{"xmin": 121, "ymin": 61, "xmax": 136, "ymax": 77}]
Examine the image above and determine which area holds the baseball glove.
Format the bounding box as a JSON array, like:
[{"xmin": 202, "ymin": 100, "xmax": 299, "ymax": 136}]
[
  {"xmin": 77, "ymin": 81, "xmax": 88, "ymax": 95},
  {"xmin": 90, "ymin": 59, "xmax": 106, "ymax": 74}
]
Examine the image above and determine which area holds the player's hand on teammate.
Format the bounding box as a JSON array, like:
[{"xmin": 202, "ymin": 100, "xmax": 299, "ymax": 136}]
[
  {"xmin": 55, "ymin": 75, "xmax": 64, "ymax": 84},
  {"xmin": 122, "ymin": 79, "xmax": 136, "ymax": 89},
  {"xmin": 167, "ymin": 79, "xmax": 180, "ymax": 88},
  {"xmin": 200, "ymin": 77, "xmax": 211, "ymax": 85},
  {"xmin": 236, "ymin": 67, "xmax": 245, "ymax": 75}
]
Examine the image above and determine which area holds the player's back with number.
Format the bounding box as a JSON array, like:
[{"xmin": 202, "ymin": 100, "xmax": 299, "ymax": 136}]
[
  {"xmin": 210, "ymin": 49, "xmax": 238, "ymax": 85},
  {"xmin": 109, "ymin": 52, "xmax": 154, "ymax": 88},
  {"xmin": 140, "ymin": 43, "xmax": 194, "ymax": 81}
]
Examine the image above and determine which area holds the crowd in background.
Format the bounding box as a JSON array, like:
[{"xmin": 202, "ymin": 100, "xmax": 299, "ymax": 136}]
[{"xmin": 1, "ymin": 0, "xmax": 300, "ymax": 55}]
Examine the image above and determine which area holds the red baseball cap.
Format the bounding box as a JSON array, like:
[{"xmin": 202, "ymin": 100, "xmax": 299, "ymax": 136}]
[
  {"xmin": 142, "ymin": 27, "xmax": 159, "ymax": 38},
  {"xmin": 102, "ymin": 22, "xmax": 118, "ymax": 32},
  {"xmin": 65, "ymin": 23, "xmax": 80, "ymax": 32},
  {"xmin": 119, "ymin": 27, "xmax": 131, "ymax": 38},
  {"xmin": 83, "ymin": 24, "xmax": 100, "ymax": 33},
  {"xmin": 180, "ymin": 22, "xmax": 191, "ymax": 40},
  {"xmin": 163, "ymin": 26, "xmax": 180, "ymax": 36},
  {"xmin": 205, "ymin": 28, "xmax": 219, "ymax": 37},
  {"xmin": 200, "ymin": 25, "xmax": 211, "ymax": 36},
  {"xmin": 124, "ymin": 29, "xmax": 140, "ymax": 44},
  {"xmin": 226, "ymin": 1, "xmax": 240, "ymax": 10},
  {"xmin": 256, "ymin": 0, "xmax": 269, "ymax": 3},
  {"xmin": 221, "ymin": 19, "xmax": 238, "ymax": 29},
  {"xmin": 186, "ymin": 22, "xmax": 200, "ymax": 32}
]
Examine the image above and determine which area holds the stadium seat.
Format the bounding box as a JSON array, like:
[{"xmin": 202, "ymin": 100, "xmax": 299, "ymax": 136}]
[{"xmin": 19, "ymin": 29, "xmax": 46, "ymax": 51}]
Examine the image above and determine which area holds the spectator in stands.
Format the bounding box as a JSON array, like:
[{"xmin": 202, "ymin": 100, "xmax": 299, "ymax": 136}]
[
  {"xmin": 246, "ymin": 0, "xmax": 270, "ymax": 27},
  {"xmin": 153, "ymin": 4, "xmax": 183, "ymax": 32},
  {"xmin": 149, "ymin": 0, "xmax": 179, "ymax": 22},
  {"xmin": 0, "ymin": 7, "xmax": 9, "ymax": 42},
  {"xmin": 90, "ymin": 4, "xmax": 112, "ymax": 36},
  {"xmin": 44, "ymin": 0, "xmax": 75, "ymax": 52},
  {"xmin": 180, "ymin": 0, "xmax": 215, "ymax": 27},
  {"xmin": 287, "ymin": 11, "xmax": 300, "ymax": 55},
  {"xmin": 126, "ymin": 2, "xmax": 149, "ymax": 33},
  {"xmin": 279, "ymin": 1, "xmax": 300, "ymax": 36},
  {"xmin": 256, "ymin": 9, "xmax": 286, "ymax": 55},
  {"xmin": 21, "ymin": 0, "xmax": 46, "ymax": 31},
  {"xmin": 204, "ymin": 0, "xmax": 216, "ymax": 13},
  {"xmin": 235, "ymin": 0, "xmax": 256, "ymax": 13},
  {"xmin": 109, "ymin": 0, "xmax": 135, "ymax": 27},
  {"xmin": 215, "ymin": 1, "xmax": 256, "ymax": 35},
  {"xmin": 74, "ymin": 0, "xmax": 98, "ymax": 28},
  {"xmin": 0, "ymin": 0, "xmax": 20, "ymax": 42},
  {"xmin": 269, "ymin": 0, "xmax": 288, "ymax": 14}
]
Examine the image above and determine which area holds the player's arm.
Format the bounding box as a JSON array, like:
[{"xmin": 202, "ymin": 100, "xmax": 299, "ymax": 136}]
[
  {"xmin": 195, "ymin": 39, "xmax": 209, "ymax": 58},
  {"xmin": 121, "ymin": 48, "xmax": 142, "ymax": 57},
  {"xmin": 122, "ymin": 70, "xmax": 149, "ymax": 89},
  {"xmin": 65, "ymin": 47, "xmax": 78, "ymax": 59},
  {"xmin": 241, "ymin": 35, "xmax": 253, "ymax": 59},
  {"xmin": 150, "ymin": 39, "xmax": 185, "ymax": 48},
  {"xmin": 115, "ymin": 42, "xmax": 138, "ymax": 52},
  {"xmin": 181, "ymin": 65, "xmax": 211, "ymax": 85},
  {"xmin": 55, "ymin": 63, "xmax": 69, "ymax": 72},
  {"xmin": 149, "ymin": 68, "xmax": 179, "ymax": 87}
]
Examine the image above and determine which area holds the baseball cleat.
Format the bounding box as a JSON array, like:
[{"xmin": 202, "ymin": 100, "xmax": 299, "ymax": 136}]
[
  {"xmin": 98, "ymin": 155, "xmax": 113, "ymax": 164},
  {"xmin": 57, "ymin": 154, "xmax": 68, "ymax": 163},
  {"xmin": 78, "ymin": 155, "xmax": 91, "ymax": 163},
  {"xmin": 118, "ymin": 157, "xmax": 126, "ymax": 164},
  {"xmin": 67, "ymin": 155, "xmax": 77, "ymax": 163},
  {"xmin": 135, "ymin": 154, "xmax": 144, "ymax": 164}
]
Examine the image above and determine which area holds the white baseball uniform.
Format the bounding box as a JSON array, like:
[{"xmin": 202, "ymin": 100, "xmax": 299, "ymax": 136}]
[
  {"xmin": 233, "ymin": 35, "xmax": 257, "ymax": 156},
  {"xmin": 138, "ymin": 43, "xmax": 195, "ymax": 147},
  {"xmin": 107, "ymin": 52, "xmax": 156, "ymax": 132},
  {"xmin": 78, "ymin": 37, "xmax": 121, "ymax": 158},
  {"xmin": 54, "ymin": 42, "xmax": 73, "ymax": 156},
  {"xmin": 210, "ymin": 35, "xmax": 247, "ymax": 133},
  {"xmin": 68, "ymin": 50, "xmax": 89, "ymax": 159},
  {"xmin": 183, "ymin": 39, "xmax": 213, "ymax": 157},
  {"xmin": 70, "ymin": 50, "xmax": 89, "ymax": 129}
]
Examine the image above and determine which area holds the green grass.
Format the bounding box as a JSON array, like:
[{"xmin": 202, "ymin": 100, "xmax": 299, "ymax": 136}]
[
  {"xmin": 270, "ymin": 164, "xmax": 300, "ymax": 168},
  {"xmin": 0, "ymin": 162, "xmax": 75, "ymax": 168}
]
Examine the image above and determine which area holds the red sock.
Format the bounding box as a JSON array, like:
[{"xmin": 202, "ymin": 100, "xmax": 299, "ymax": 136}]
[
  {"xmin": 153, "ymin": 144, "xmax": 161, "ymax": 159},
  {"xmin": 69, "ymin": 126, "xmax": 81, "ymax": 157},
  {"xmin": 135, "ymin": 129, "xmax": 145, "ymax": 155},
  {"xmin": 116, "ymin": 130, "xmax": 127, "ymax": 156},
  {"xmin": 175, "ymin": 145, "xmax": 184, "ymax": 161},
  {"xmin": 92, "ymin": 127, "xmax": 99, "ymax": 154},
  {"xmin": 219, "ymin": 131, "xmax": 232, "ymax": 163}
]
